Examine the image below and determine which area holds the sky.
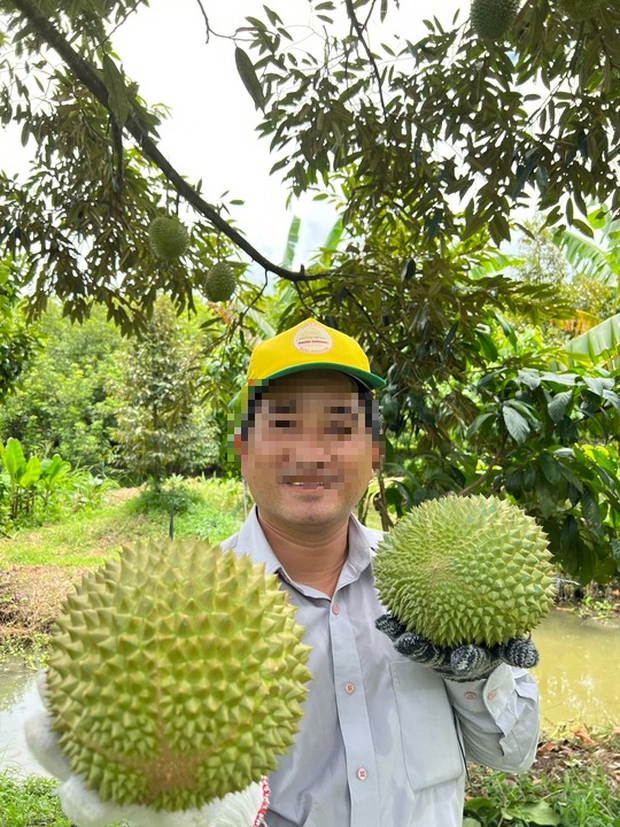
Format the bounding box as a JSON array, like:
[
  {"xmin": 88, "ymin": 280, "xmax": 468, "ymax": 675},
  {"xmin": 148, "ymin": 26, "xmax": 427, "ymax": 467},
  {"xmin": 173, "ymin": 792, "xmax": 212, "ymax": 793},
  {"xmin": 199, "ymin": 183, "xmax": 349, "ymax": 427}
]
[{"xmin": 1, "ymin": 0, "xmax": 464, "ymax": 273}]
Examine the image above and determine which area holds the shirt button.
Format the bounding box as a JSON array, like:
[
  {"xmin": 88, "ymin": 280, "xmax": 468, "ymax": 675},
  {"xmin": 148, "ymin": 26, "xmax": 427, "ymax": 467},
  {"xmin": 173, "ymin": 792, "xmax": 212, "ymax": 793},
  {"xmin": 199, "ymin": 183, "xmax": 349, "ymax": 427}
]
[
  {"xmin": 356, "ymin": 767, "xmax": 368, "ymax": 781},
  {"xmin": 487, "ymin": 690, "xmax": 497, "ymax": 700},
  {"xmin": 464, "ymin": 692, "xmax": 477, "ymax": 700},
  {"xmin": 344, "ymin": 682, "xmax": 356, "ymax": 695},
  {"xmin": 332, "ymin": 603, "xmax": 340, "ymax": 615}
]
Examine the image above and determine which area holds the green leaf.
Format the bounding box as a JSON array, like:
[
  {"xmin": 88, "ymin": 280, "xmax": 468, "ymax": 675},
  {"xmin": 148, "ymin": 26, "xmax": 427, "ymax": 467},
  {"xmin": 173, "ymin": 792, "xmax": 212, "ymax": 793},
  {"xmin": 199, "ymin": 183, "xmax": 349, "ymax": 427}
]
[
  {"xmin": 518, "ymin": 369, "xmax": 541, "ymax": 390},
  {"xmin": 235, "ymin": 47, "xmax": 266, "ymax": 111},
  {"xmin": 102, "ymin": 54, "xmax": 131, "ymax": 127},
  {"xmin": 565, "ymin": 313, "xmax": 620, "ymax": 364},
  {"xmin": 539, "ymin": 451, "xmax": 561, "ymax": 485},
  {"xmin": 547, "ymin": 390, "xmax": 572, "ymax": 422},
  {"xmin": 19, "ymin": 455, "xmax": 41, "ymax": 489},
  {"xmin": 511, "ymin": 801, "xmax": 560, "ymax": 825},
  {"xmin": 1, "ymin": 437, "xmax": 27, "ymax": 484},
  {"xmin": 502, "ymin": 405, "xmax": 530, "ymax": 443}
]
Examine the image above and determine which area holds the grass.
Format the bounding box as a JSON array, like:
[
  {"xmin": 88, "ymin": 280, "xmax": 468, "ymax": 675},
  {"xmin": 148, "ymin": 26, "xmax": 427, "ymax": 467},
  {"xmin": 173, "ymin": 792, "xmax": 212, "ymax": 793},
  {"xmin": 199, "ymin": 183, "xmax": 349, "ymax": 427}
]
[
  {"xmin": 0, "ymin": 736, "xmax": 618, "ymax": 827},
  {"xmin": 0, "ymin": 477, "xmax": 248, "ymax": 568},
  {"xmin": 464, "ymin": 726, "xmax": 620, "ymax": 826},
  {"xmin": 0, "ymin": 773, "xmax": 71, "ymax": 827},
  {"xmin": 0, "ymin": 477, "xmax": 250, "ymax": 657}
]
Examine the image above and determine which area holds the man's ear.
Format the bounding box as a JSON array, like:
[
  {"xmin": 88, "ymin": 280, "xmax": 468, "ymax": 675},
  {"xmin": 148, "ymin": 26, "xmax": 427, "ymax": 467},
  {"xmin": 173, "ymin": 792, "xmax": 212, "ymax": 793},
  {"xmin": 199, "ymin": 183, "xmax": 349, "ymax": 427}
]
[
  {"xmin": 372, "ymin": 437, "xmax": 382, "ymax": 470},
  {"xmin": 234, "ymin": 431, "xmax": 247, "ymax": 472}
]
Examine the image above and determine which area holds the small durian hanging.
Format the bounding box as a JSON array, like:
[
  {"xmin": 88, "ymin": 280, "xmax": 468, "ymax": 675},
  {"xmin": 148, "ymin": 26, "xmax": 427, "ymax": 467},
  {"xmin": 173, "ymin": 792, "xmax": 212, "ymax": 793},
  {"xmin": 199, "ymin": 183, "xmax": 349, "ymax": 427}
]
[
  {"xmin": 148, "ymin": 215, "xmax": 189, "ymax": 260},
  {"xmin": 470, "ymin": 0, "xmax": 520, "ymax": 40}
]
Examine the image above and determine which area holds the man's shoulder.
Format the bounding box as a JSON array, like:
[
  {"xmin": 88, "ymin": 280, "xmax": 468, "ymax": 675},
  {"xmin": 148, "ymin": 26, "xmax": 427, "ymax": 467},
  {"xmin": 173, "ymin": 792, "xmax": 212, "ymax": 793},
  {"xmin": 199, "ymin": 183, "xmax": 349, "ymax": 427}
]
[{"xmin": 220, "ymin": 530, "xmax": 240, "ymax": 552}]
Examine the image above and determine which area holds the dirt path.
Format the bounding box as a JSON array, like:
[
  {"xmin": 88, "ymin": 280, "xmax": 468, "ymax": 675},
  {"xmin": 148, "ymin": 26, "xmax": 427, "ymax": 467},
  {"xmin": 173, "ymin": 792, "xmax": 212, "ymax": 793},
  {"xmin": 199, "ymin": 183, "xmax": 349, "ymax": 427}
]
[{"xmin": 0, "ymin": 564, "xmax": 90, "ymax": 642}]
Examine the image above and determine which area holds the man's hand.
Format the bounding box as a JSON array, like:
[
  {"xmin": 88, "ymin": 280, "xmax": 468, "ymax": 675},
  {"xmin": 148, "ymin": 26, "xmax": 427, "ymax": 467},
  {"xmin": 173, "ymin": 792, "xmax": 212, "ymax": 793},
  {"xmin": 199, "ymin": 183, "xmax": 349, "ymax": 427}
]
[{"xmin": 376, "ymin": 613, "xmax": 539, "ymax": 682}]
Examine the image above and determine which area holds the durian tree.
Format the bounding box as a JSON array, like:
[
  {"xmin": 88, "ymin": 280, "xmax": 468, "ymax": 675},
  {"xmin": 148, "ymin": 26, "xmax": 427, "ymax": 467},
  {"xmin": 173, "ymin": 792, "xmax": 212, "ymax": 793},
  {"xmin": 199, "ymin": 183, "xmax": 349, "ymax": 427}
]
[
  {"xmin": 108, "ymin": 297, "xmax": 220, "ymax": 487},
  {"xmin": 0, "ymin": 0, "xmax": 619, "ymax": 325}
]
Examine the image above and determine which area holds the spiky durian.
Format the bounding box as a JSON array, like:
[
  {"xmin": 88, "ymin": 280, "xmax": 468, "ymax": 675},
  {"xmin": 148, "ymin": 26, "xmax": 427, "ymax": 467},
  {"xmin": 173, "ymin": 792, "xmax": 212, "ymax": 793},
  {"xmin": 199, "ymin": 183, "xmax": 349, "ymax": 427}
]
[
  {"xmin": 470, "ymin": 0, "xmax": 520, "ymax": 40},
  {"xmin": 45, "ymin": 539, "xmax": 311, "ymax": 811},
  {"xmin": 204, "ymin": 261, "xmax": 237, "ymax": 302},
  {"xmin": 373, "ymin": 494, "xmax": 555, "ymax": 648},
  {"xmin": 148, "ymin": 216, "xmax": 189, "ymax": 260}
]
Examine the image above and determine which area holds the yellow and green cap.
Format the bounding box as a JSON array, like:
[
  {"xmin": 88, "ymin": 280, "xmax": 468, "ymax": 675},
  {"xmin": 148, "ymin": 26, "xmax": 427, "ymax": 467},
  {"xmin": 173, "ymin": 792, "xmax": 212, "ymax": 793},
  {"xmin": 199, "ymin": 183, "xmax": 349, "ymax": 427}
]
[{"xmin": 247, "ymin": 318, "xmax": 385, "ymax": 391}]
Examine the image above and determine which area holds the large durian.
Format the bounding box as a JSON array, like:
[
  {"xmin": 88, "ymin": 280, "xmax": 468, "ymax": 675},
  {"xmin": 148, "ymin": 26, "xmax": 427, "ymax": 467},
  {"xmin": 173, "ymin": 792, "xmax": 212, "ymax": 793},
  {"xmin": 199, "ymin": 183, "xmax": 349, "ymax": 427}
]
[
  {"xmin": 45, "ymin": 538, "xmax": 311, "ymax": 811},
  {"xmin": 373, "ymin": 494, "xmax": 555, "ymax": 647}
]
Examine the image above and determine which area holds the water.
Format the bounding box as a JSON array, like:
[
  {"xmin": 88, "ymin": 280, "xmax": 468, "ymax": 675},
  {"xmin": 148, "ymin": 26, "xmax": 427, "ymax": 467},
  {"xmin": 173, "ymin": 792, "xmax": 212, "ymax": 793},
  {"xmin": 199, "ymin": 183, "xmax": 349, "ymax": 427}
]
[
  {"xmin": 532, "ymin": 608, "xmax": 620, "ymax": 729},
  {"xmin": 0, "ymin": 609, "xmax": 618, "ymax": 777},
  {"xmin": 0, "ymin": 657, "xmax": 50, "ymax": 778}
]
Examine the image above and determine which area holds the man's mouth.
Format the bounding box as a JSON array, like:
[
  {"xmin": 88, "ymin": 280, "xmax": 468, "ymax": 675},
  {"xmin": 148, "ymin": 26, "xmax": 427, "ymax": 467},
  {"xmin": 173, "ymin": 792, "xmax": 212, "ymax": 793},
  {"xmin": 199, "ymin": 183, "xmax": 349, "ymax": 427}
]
[{"xmin": 287, "ymin": 480, "xmax": 326, "ymax": 488}]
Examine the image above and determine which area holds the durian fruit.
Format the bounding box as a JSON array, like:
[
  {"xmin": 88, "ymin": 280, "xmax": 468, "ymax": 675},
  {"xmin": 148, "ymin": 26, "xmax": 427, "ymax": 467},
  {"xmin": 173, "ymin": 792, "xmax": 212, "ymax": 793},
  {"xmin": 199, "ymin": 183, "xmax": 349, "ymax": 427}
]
[
  {"xmin": 148, "ymin": 216, "xmax": 189, "ymax": 260},
  {"xmin": 470, "ymin": 0, "xmax": 520, "ymax": 40},
  {"xmin": 373, "ymin": 494, "xmax": 556, "ymax": 648},
  {"xmin": 204, "ymin": 261, "xmax": 237, "ymax": 302},
  {"xmin": 45, "ymin": 538, "xmax": 311, "ymax": 811}
]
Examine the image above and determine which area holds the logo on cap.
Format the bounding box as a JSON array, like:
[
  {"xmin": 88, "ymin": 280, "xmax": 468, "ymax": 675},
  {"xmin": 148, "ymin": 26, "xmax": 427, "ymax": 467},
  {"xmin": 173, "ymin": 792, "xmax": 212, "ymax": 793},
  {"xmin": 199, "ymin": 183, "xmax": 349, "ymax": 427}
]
[{"xmin": 292, "ymin": 322, "xmax": 333, "ymax": 354}]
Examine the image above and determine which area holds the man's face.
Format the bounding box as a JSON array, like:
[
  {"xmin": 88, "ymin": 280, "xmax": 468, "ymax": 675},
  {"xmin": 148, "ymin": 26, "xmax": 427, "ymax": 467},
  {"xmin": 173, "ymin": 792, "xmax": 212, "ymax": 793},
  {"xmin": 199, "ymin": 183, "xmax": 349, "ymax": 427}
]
[{"xmin": 240, "ymin": 371, "xmax": 377, "ymax": 536}]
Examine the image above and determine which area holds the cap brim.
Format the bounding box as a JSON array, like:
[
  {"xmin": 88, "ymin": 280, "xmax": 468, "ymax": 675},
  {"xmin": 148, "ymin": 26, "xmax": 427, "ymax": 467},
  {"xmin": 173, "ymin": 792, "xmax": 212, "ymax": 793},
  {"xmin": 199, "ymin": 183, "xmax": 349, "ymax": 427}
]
[{"xmin": 254, "ymin": 362, "xmax": 386, "ymax": 391}]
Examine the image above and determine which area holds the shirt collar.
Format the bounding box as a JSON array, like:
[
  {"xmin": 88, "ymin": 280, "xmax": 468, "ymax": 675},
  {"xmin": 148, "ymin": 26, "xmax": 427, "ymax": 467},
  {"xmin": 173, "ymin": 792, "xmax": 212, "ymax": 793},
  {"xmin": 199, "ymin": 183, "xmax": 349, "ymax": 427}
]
[{"xmin": 232, "ymin": 506, "xmax": 382, "ymax": 585}]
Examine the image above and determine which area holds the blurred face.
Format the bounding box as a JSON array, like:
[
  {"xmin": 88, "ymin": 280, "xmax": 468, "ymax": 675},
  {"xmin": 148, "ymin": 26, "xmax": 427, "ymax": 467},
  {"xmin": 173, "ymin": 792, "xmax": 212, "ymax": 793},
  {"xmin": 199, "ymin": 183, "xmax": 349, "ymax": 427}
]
[{"xmin": 240, "ymin": 371, "xmax": 377, "ymax": 536}]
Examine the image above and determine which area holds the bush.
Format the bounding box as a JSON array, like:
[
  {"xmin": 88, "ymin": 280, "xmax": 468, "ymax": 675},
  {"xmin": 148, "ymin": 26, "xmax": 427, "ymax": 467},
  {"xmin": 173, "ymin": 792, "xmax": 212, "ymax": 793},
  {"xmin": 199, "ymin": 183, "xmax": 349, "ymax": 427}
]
[{"xmin": 0, "ymin": 304, "xmax": 122, "ymax": 474}]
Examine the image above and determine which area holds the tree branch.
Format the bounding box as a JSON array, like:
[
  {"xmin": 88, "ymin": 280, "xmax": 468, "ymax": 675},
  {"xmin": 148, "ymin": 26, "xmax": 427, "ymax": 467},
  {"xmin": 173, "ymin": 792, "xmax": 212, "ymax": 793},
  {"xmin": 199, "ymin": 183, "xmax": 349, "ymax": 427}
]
[
  {"xmin": 344, "ymin": 0, "xmax": 387, "ymax": 118},
  {"xmin": 458, "ymin": 435, "xmax": 507, "ymax": 497},
  {"xmin": 193, "ymin": 0, "xmax": 210, "ymax": 43},
  {"xmin": 7, "ymin": 0, "xmax": 317, "ymax": 283}
]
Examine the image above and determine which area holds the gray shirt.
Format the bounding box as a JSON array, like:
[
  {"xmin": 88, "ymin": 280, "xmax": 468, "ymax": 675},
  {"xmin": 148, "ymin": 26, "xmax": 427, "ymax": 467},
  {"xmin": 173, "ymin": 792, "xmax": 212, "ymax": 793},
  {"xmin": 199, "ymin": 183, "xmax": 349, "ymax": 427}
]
[{"xmin": 221, "ymin": 507, "xmax": 540, "ymax": 827}]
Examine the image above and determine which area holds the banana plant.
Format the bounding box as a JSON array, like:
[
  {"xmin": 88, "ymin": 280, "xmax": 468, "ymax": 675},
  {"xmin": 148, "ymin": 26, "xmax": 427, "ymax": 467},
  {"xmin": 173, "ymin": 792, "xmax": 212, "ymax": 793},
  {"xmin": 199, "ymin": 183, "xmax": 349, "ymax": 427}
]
[
  {"xmin": 554, "ymin": 204, "xmax": 620, "ymax": 367},
  {"xmin": 566, "ymin": 312, "xmax": 620, "ymax": 368},
  {"xmin": 39, "ymin": 453, "xmax": 72, "ymax": 509},
  {"xmin": 0, "ymin": 437, "xmax": 41, "ymax": 518}
]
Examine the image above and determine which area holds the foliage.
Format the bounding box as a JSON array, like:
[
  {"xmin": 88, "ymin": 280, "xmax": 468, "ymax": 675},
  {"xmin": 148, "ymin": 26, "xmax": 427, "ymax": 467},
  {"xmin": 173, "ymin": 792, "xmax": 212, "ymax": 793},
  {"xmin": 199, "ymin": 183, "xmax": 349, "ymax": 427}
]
[
  {"xmin": 0, "ymin": 436, "xmax": 71, "ymax": 521},
  {"xmin": 0, "ymin": 478, "xmax": 247, "ymax": 571},
  {"xmin": 0, "ymin": 772, "xmax": 72, "ymax": 827},
  {"xmin": 463, "ymin": 366, "xmax": 620, "ymax": 584},
  {"xmin": 246, "ymin": 0, "xmax": 620, "ymax": 253},
  {"xmin": 0, "ymin": 302, "xmax": 123, "ymax": 473},
  {"xmin": 0, "ymin": 257, "xmax": 37, "ymax": 401},
  {"xmin": 108, "ymin": 297, "xmax": 220, "ymax": 486},
  {"xmin": 464, "ymin": 760, "xmax": 620, "ymax": 826},
  {"xmin": 0, "ymin": 435, "xmax": 113, "ymax": 532},
  {"xmin": 553, "ymin": 204, "xmax": 620, "ymax": 288},
  {"xmin": 0, "ymin": 0, "xmax": 619, "ymax": 320}
]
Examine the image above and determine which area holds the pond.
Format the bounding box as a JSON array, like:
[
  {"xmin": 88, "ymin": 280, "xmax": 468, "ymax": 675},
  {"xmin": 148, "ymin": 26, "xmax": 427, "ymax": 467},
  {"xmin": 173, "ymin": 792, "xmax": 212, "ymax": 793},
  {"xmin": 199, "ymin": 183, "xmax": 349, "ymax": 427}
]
[{"xmin": 0, "ymin": 608, "xmax": 618, "ymax": 777}]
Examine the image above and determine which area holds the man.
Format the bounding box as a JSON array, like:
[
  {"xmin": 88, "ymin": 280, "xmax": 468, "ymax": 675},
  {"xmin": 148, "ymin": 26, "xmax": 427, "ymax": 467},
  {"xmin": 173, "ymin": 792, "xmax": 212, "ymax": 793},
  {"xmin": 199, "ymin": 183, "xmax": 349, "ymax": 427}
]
[{"xmin": 225, "ymin": 317, "xmax": 541, "ymax": 827}]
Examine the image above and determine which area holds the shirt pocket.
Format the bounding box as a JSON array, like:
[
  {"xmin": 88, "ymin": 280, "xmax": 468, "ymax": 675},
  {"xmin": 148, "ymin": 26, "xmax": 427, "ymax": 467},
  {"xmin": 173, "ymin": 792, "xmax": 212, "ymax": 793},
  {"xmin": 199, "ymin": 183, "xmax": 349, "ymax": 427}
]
[{"xmin": 390, "ymin": 660, "xmax": 465, "ymax": 791}]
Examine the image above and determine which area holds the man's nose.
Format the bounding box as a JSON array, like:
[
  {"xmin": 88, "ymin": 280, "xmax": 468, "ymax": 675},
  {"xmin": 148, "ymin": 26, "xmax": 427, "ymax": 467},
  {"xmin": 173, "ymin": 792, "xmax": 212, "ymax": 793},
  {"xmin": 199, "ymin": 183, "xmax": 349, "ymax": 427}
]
[{"xmin": 294, "ymin": 423, "xmax": 333, "ymax": 460}]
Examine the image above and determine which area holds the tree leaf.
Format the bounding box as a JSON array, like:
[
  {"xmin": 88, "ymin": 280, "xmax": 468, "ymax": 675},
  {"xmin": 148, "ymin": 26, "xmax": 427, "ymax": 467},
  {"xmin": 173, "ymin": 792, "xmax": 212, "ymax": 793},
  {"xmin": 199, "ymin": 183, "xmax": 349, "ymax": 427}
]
[
  {"xmin": 502, "ymin": 405, "xmax": 530, "ymax": 443},
  {"xmin": 547, "ymin": 390, "xmax": 572, "ymax": 422},
  {"xmin": 102, "ymin": 54, "xmax": 131, "ymax": 127},
  {"xmin": 235, "ymin": 47, "xmax": 266, "ymax": 111}
]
